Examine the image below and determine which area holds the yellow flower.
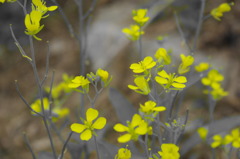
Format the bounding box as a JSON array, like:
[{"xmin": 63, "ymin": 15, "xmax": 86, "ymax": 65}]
[
  {"xmin": 31, "ymin": 97, "xmax": 49, "ymax": 114},
  {"xmin": 224, "ymin": 128, "xmax": 240, "ymax": 148},
  {"xmin": 132, "ymin": 9, "xmax": 149, "ymax": 26},
  {"xmin": 24, "ymin": 10, "xmax": 44, "ymax": 41},
  {"xmin": 195, "ymin": 62, "xmax": 210, "ymax": 72},
  {"xmin": 211, "ymin": 134, "xmax": 225, "ymax": 148},
  {"xmin": 140, "ymin": 100, "xmax": 166, "ymax": 115},
  {"xmin": 0, "ymin": 0, "xmax": 16, "ymax": 3},
  {"xmin": 201, "ymin": 69, "xmax": 224, "ymax": 88},
  {"xmin": 155, "ymin": 70, "xmax": 187, "ymax": 92},
  {"xmin": 68, "ymin": 75, "xmax": 90, "ymax": 93},
  {"xmin": 52, "ymin": 107, "xmax": 69, "ymax": 122},
  {"xmin": 128, "ymin": 76, "xmax": 150, "ymax": 95},
  {"xmin": 71, "ymin": 108, "xmax": 107, "ymax": 141},
  {"xmin": 130, "ymin": 56, "xmax": 156, "ymax": 73},
  {"xmin": 96, "ymin": 68, "xmax": 112, "ymax": 87},
  {"xmin": 154, "ymin": 48, "xmax": 171, "ymax": 65},
  {"xmin": 32, "ymin": 0, "xmax": 58, "ymax": 17},
  {"xmin": 178, "ymin": 54, "xmax": 194, "ymax": 75},
  {"xmin": 211, "ymin": 3, "xmax": 232, "ymax": 21},
  {"xmin": 114, "ymin": 147, "xmax": 131, "ymax": 159},
  {"xmin": 31, "ymin": 97, "xmax": 69, "ymax": 121},
  {"xmin": 158, "ymin": 143, "xmax": 180, "ymax": 159},
  {"xmin": 197, "ymin": 127, "xmax": 208, "ymax": 141},
  {"xmin": 114, "ymin": 114, "xmax": 148, "ymax": 143},
  {"xmin": 122, "ymin": 25, "xmax": 144, "ymax": 41},
  {"xmin": 209, "ymin": 87, "xmax": 228, "ymax": 100}
]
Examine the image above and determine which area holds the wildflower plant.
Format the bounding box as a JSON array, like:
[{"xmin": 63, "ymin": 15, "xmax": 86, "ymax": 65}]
[{"xmin": 2, "ymin": 0, "xmax": 237, "ymax": 159}]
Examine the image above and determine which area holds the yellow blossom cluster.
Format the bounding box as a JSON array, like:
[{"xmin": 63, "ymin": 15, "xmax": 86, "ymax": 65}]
[
  {"xmin": 122, "ymin": 9, "xmax": 149, "ymax": 41},
  {"xmin": 201, "ymin": 69, "xmax": 228, "ymax": 100},
  {"xmin": 30, "ymin": 97, "xmax": 69, "ymax": 122},
  {"xmin": 211, "ymin": 128, "xmax": 240, "ymax": 149},
  {"xmin": 25, "ymin": 0, "xmax": 58, "ymax": 40},
  {"xmin": 68, "ymin": 68, "xmax": 112, "ymax": 93},
  {"xmin": 128, "ymin": 48, "xmax": 190, "ymax": 94},
  {"xmin": 211, "ymin": 3, "xmax": 233, "ymax": 21}
]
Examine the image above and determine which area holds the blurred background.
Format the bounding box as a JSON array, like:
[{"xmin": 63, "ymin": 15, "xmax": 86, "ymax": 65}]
[{"xmin": 0, "ymin": 0, "xmax": 240, "ymax": 158}]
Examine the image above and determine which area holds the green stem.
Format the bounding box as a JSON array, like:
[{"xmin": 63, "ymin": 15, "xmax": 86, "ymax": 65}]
[
  {"xmin": 94, "ymin": 136, "xmax": 100, "ymax": 159},
  {"xmin": 29, "ymin": 36, "xmax": 57, "ymax": 159},
  {"xmin": 193, "ymin": 0, "xmax": 206, "ymax": 52}
]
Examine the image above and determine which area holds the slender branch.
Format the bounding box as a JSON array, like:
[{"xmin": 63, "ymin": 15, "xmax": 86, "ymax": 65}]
[
  {"xmin": 193, "ymin": 0, "xmax": 206, "ymax": 51},
  {"xmin": 94, "ymin": 136, "xmax": 100, "ymax": 159},
  {"xmin": 23, "ymin": 133, "xmax": 37, "ymax": 159},
  {"xmin": 15, "ymin": 81, "xmax": 43, "ymax": 117},
  {"xmin": 174, "ymin": 12, "xmax": 193, "ymax": 54},
  {"xmin": 29, "ymin": 35, "xmax": 57, "ymax": 159},
  {"xmin": 138, "ymin": 27, "xmax": 143, "ymax": 60},
  {"xmin": 83, "ymin": 0, "xmax": 98, "ymax": 20},
  {"xmin": 50, "ymin": 0, "xmax": 79, "ymax": 39},
  {"xmin": 48, "ymin": 70, "xmax": 55, "ymax": 117},
  {"xmin": 59, "ymin": 131, "xmax": 73, "ymax": 159},
  {"xmin": 40, "ymin": 42, "xmax": 51, "ymax": 87}
]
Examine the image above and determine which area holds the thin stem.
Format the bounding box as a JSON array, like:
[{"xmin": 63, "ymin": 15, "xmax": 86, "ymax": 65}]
[
  {"xmin": 40, "ymin": 42, "xmax": 51, "ymax": 87},
  {"xmin": 83, "ymin": 0, "xmax": 98, "ymax": 20},
  {"xmin": 29, "ymin": 36, "xmax": 57, "ymax": 159},
  {"xmin": 174, "ymin": 12, "xmax": 193, "ymax": 54},
  {"xmin": 94, "ymin": 136, "xmax": 100, "ymax": 159},
  {"xmin": 48, "ymin": 70, "xmax": 55, "ymax": 118},
  {"xmin": 23, "ymin": 133, "xmax": 37, "ymax": 159},
  {"xmin": 59, "ymin": 131, "xmax": 73, "ymax": 159},
  {"xmin": 193, "ymin": 0, "xmax": 206, "ymax": 51},
  {"xmin": 15, "ymin": 81, "xmax": 43, "ymax": 117},
  {"xmin": 144, "ymin": 133, "xmax": 149, "ymax": 158},
  {"xmin": 138, "ymin": 28, "xmax": 143, "ymax": 60},
  {"xmin": 50, "ymin": 0, "xmax": 78, "ymax": 39}
]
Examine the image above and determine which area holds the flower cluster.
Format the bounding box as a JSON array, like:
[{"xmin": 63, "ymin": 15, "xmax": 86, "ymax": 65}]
[
  {"xmin": 25, "ymin": 0, "xmax": 58, "ymax": 40},
  {"xmin": 128, "ymin": 48, "xmax": 189, "ymax": 93},
  {"xmin": 114, "ymin": 114, "xmax": 149, "ymax": 143},
  {"xmin": 45, "ymin": 74, "xmax": 73, "ymax": 99},
  {"xmin": 211, "ymin": 3, "xmax": 233, "ymax": 21},
  {"xmin": 71, "ymin": 108, "xmax": 107, "ymax": 141},
  {"xmin": 201, "ymin": 69, "xmax": 228, "ymax": 100},
  {"xmin": 211, "ymin": 128, "xmax": 240, "ymax": 149},
  {"xmin": 122, "ymin": 9, "xmax": 149, "ymax": 41},
  {"xmin": 30, "ymin": 97, "xmax": 69, "ymax": 122},
  {"xmin": 68, "ymin": 68, "xmax": 112, "ymax": 94}
]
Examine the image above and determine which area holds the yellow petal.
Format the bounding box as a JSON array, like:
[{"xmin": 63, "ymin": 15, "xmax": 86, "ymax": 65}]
[
  {"xmin": 174, "ymin": 76, "xmax": 187, "ymax": 83},
  {"xmin": 80, "ymin": 129, "xmax": 92, "ymax": 141},
  {"xmin": 71, "ymin": 123, "xmax": 86, "ymax": 133},
  {"xmin": 48, "ymin": 6, "xmax": 58, "ymax": 11},
  {"xmin": 157, "ymin": 70, "xmax": 170, "ymax": 79},
  {"xmin": 114, "ymin": 123, "xmax": 128, "ymax": 132},
  {"xmin": 86, "ymin": 108, "xmax": 98, "ymax": 122},
  {"xmin": 131, "ymin": 114, "xmax": 142, "ymax": 127},
  {"xmin": 172, "ymin": 83, "xmax": 186, "ymax": 88},
  {"xmin": 153, "ymin": 106, "xmax": 166, "ymax": 112},
  {"xmin": 155, "ymin": 76, "xmax": 168, "ymax": 84},
  {"xmin": 118, "ymin": 134, "xmax": 132, "ymax": 143},
  {"xmin": 92, "ymin": 117, "xmax": 106, "ymax": 129}
]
